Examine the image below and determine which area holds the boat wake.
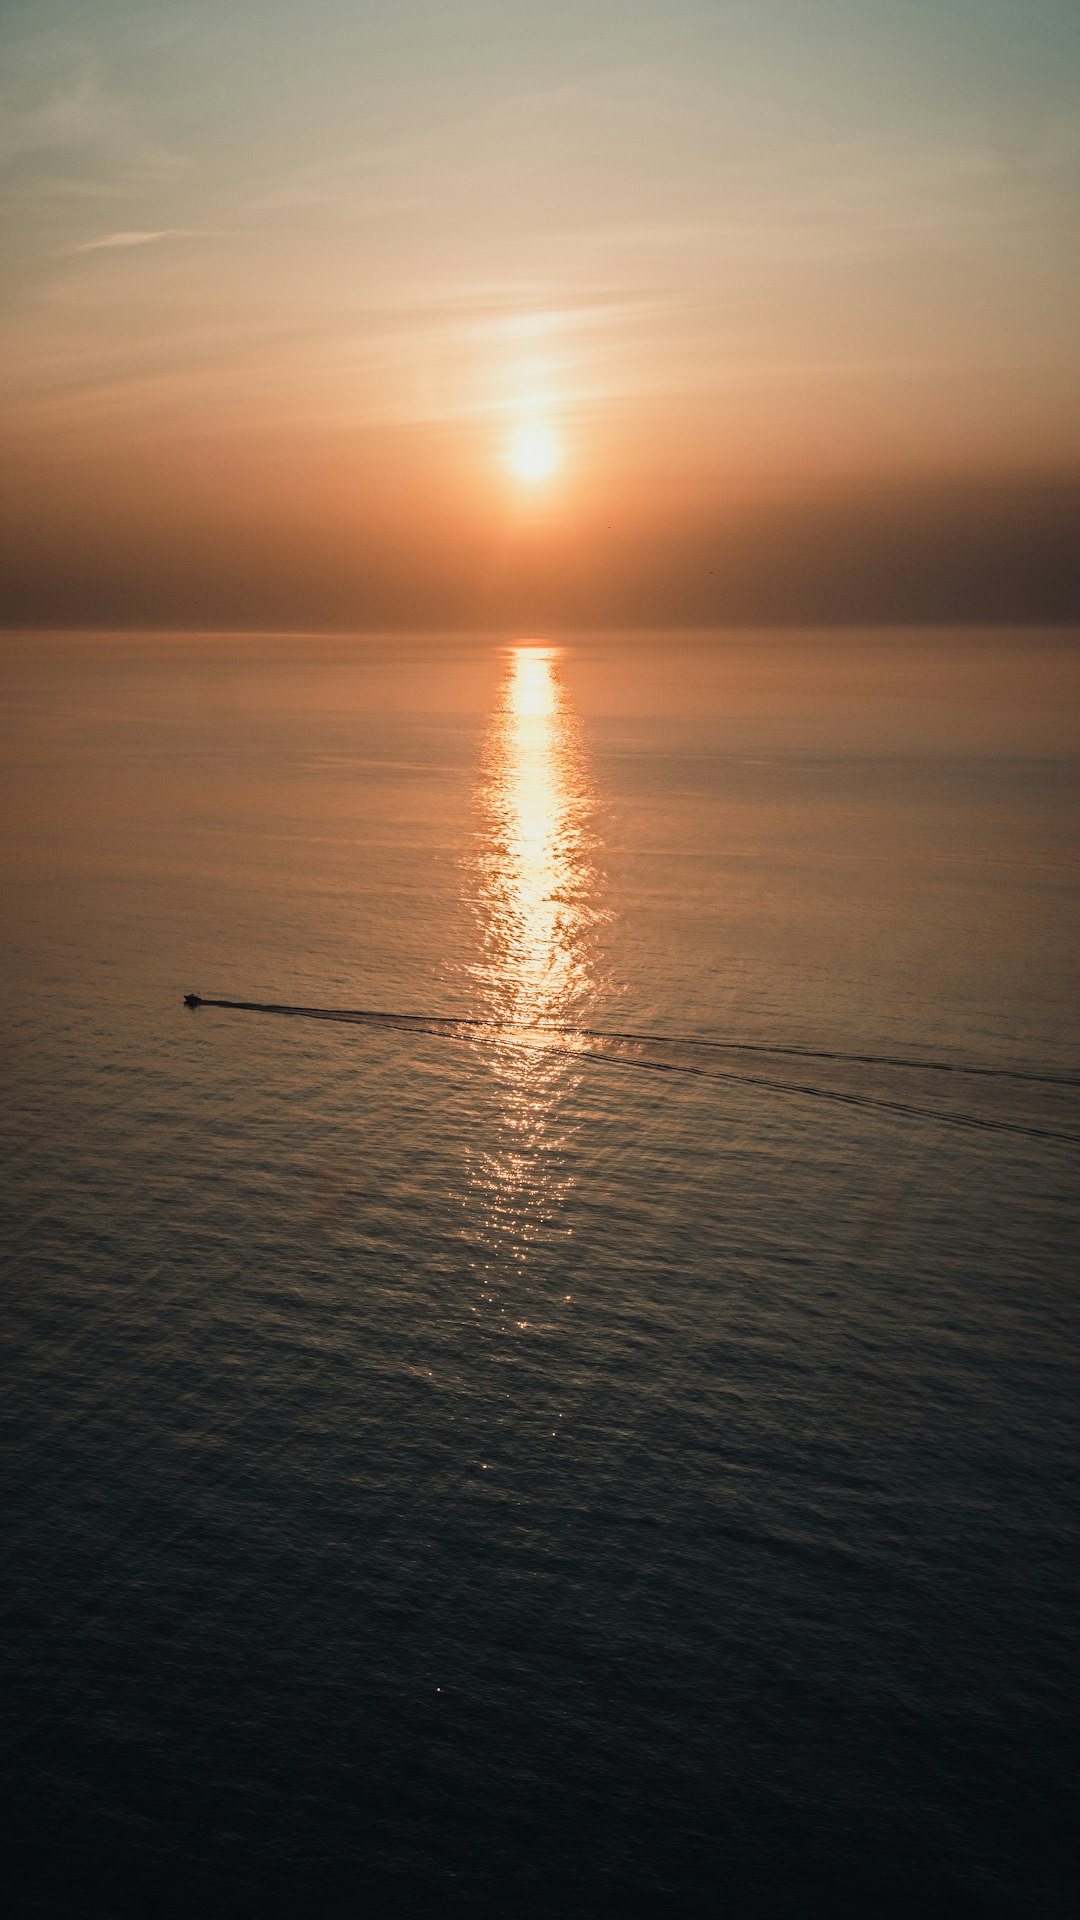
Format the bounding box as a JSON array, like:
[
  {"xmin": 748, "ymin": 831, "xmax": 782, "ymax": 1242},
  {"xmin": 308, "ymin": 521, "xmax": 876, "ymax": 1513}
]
[{"xmin": 181, "ymin": 997, "xmax": 1080, "ymax": 1147}]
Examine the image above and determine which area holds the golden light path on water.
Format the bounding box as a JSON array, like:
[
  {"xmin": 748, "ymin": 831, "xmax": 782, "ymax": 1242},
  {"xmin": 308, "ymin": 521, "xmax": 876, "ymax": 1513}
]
[{"xmin": 468, "ymin": 645, "xmax": 602, "ymax": 1264}]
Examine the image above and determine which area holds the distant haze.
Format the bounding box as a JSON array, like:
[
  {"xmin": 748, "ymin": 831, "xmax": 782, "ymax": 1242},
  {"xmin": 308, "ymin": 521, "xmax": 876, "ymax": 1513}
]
[{"xmin": 2, "ymin": 0, "xmax": 1078, "ymax": 627}]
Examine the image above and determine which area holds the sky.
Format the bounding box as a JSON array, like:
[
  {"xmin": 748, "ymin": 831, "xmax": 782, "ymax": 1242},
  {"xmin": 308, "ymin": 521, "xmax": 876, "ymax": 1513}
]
[{"xmin": 1, "ymin": 0, "xmax": 1078, "ymax": 627}]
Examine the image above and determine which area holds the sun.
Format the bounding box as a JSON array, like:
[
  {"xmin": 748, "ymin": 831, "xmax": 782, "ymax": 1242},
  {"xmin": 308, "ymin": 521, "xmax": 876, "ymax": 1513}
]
[{"xmin": 508, "ymin": 423, "xmax": 558, "ymax": 484}]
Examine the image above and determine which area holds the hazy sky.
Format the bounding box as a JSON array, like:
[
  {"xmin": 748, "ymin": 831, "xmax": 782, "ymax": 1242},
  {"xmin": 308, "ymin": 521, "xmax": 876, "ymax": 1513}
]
[{"xmin": 2, "ymin": 0, "xmax": 1078, "ymax": 625}]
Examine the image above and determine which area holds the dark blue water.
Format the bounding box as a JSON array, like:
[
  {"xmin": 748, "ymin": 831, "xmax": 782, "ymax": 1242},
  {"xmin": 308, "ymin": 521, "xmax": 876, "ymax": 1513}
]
[{"xmin": 3, "ymin": 630, "xmax": 1078, "ymax": 1916}]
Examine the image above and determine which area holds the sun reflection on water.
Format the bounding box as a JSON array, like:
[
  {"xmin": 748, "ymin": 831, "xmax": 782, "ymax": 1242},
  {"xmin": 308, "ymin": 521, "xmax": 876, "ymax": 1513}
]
[{"xmin": 467, "ymin": 644, "xmax": 602, "ymax": 1263}]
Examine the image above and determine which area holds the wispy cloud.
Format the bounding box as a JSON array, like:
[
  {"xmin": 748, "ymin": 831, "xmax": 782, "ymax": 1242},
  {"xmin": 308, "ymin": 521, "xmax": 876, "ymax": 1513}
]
[
  {"xmin": 72, "ymin": 228, "xmax": 212, "ymax": 252},
  {"xmin": 0, "ymin": 49, "xmax": 187, "ymax": 183}
]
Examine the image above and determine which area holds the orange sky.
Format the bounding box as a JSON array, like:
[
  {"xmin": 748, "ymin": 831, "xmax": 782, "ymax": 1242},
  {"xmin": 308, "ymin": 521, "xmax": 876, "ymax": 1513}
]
[{"xmin": 2, "ymin": 0, "xmax": 1078, "ymax": 625}]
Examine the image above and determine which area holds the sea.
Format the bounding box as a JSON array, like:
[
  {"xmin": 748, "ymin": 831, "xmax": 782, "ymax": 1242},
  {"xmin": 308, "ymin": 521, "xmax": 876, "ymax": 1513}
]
[{"xmin": 2, "ymin": 627, "xmax": 1078, "ymax": 1918}]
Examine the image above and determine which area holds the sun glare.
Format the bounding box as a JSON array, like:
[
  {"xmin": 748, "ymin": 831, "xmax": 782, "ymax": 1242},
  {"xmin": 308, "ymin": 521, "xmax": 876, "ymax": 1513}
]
[{"xmin": 508, "ymin": 424, "xmax": 558, "ymax": 484}]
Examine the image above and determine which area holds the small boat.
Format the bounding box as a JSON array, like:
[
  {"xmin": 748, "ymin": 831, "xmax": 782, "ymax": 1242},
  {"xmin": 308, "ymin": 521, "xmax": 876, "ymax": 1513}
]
[{"xmin": 183, "ymin": 993, "xmax": 202, "ymax": 1008}]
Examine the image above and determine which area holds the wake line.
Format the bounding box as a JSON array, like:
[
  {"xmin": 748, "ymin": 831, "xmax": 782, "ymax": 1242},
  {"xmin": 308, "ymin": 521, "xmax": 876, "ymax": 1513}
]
[
  {"xmin": 185, "ymin": 997, "xmax": 1078, "ymax": 1086},
  {"xmin": 184, "ymin": 997, "xmax": 1080, "ymax": 1147},
  {"xmin": 570, "ymin": 1048, "xmax": 1080, "ymax": 1146}
]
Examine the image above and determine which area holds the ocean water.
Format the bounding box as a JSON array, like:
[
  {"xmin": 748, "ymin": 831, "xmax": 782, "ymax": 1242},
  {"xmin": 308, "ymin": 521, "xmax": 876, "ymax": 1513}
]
[{"xmin": 2, "ymin": 627, "xmax": 1078, "ymax": 1918}]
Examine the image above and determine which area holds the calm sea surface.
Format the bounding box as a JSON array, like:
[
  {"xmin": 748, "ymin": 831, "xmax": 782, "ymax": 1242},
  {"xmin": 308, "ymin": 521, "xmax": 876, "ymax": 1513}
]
[{"xmin": 2, "ymin": 629, "xmax": 1078, "ymax": 1917}]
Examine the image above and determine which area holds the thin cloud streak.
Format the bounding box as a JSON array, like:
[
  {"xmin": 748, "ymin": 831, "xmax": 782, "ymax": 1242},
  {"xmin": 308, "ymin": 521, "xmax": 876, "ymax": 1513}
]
[{"xmin": 72, "ymin": 228, "xmax": 217, "ymax": 252}]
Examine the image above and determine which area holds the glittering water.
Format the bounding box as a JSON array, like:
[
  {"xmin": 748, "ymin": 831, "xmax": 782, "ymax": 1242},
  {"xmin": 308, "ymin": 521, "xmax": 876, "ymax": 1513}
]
[
  {"xmin": 2, "ymin": 629, "xmax": 1078, "ymax": 1917},
  {"xmin": 465, "ymin": 644, "xmax": 605, "ymax": 1263}
]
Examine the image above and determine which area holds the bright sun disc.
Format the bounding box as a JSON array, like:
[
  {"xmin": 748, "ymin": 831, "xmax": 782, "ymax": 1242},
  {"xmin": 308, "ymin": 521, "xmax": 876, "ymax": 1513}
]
[{"xmin": 509, "ymin": 425, "xmax": 558, "ymax": 483}]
